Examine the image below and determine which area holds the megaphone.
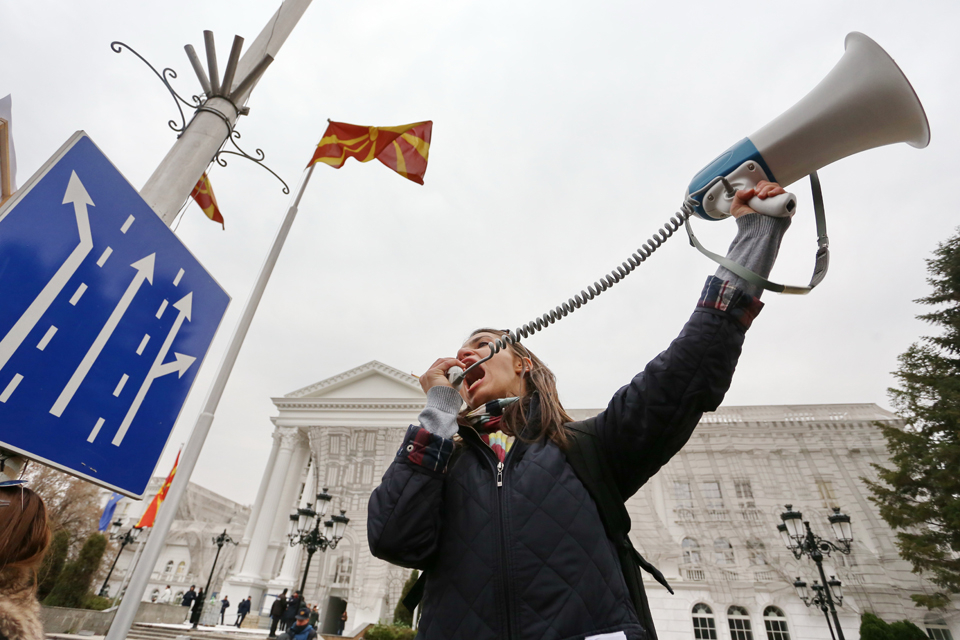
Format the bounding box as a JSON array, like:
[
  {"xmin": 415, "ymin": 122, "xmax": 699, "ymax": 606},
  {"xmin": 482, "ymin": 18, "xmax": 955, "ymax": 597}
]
[{"xmin": 688, "ymin": 32, "xmax": 929, "ymax": 221}]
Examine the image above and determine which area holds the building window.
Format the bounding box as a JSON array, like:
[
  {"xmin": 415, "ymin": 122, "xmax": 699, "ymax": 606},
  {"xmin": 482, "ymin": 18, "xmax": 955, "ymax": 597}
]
[
  {"xmin": 682, "ymin": 538, "xmax": 702, "ymax": 564},
  {"xmin": 728, "ymin": 606, "xmax": 754, "ymax": 640},
  {"xmin": 674, "ymin": 481, "xmax": 694, "ymax": 508},
  {"xmin": 714, "ymin": 538, "xmax": 735, "ymax": 565},
  {"xmin": 176, "ymin": 561, "xmax": 186, "ymax": 576},
  {"xmin": 329, "ymin": 435, "xmax": 341, "ymax": 455},
  {"xmin": 735, "ymin": 479, "xmax": 755, "ymax": 509},
  {"xmin": 361, "ymin": 463, "xmax": 373, "ymax": 485},
  {"xmin": 326, "ymin": 465, "xmax": 338, "ymax": 486},
  {"xmin": 763, "ymin": 607, "xmax": 790, "ymax": 640},
  {"xmin": 164, "ymin": 560, "xmax": 174, "ymax": 575},
  {"xmin": 925, "ymin": 614, "xmax": 954, "ymax": 640},
  {"xmin": 365, "ymin": 431, "xmax": 376, "ymax": 452},
  {"xmin": 746, "ymin": 540, "xmax": 767, "ymax": 565},
  {"xmin": 701, "ymin": 481, "xmax": 724, "ymax": 509},
  {"xmin": 816, "ymin": 478, "xmax": 837, "ymax": 508},
  {"xmin": 332, "ymin": 556, "xmax": 353, "ymax": 586},
  {"xmin": 693, "ymin": 603, "xmax": 718, "ymax": 640}
]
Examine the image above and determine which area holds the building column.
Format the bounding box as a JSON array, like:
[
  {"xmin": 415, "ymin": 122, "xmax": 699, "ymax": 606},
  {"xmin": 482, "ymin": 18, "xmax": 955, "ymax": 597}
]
[
  {"xmin": 220, "ymin": 427, "xmax": 300, "ymax": 606},
  {"xmin": 261, "ymin": 443, "xmax": 310, "ymax": 580},
  {"xmin": 234, "ymin": 428, "xmax": 282, "ymax": 571}
]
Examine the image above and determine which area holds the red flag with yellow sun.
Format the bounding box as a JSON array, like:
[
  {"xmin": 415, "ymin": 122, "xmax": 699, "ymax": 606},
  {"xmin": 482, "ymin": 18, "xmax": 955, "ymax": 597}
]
[
  {"xmin": 135, "ymin": 449, "xmax": 180, "ymax": 528},
  {"xmin": 190, "ymin": 173, "xmax": 225, "ymax": 229},
  {"xmin": 309, "ymin": 120, "xmax": 432, "ymax": 184}
]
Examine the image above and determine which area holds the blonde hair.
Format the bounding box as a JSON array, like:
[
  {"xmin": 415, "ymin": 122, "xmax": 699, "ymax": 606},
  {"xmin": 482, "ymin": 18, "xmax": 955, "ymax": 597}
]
[{"xmin": 460, "ymin": 329, "xmax": 573, "ymax": 449}]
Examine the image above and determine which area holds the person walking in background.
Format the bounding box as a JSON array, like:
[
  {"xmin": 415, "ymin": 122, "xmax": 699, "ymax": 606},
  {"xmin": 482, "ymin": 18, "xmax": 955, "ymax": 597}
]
[
  {"xmin": 181, "ymin": 584, "xmax": 197, "ymax": 607},
  {"xmin": 189, "ymin": 587, "xmax": 205, "ymax": 628},
  {"xmin": 0, "ymin": 484, "xmax": 50, "ymax": 640},
  {"xmin": 338, "ymin": 610, "xmax": 348, "ymax": 636},
  {"xmin": 219, "ymin": 594, "xmax": 230, "ymax": 625},
  {"xmin": 235, "ymin": 596, "xmax": 251, "ymax": 627},
  {"xmin": 308, "ymin": 605, "xmax": 319, "ymax": 629},
  {"xmin": 268, "ymin": 589, "xmax": 287, "ymax": 638},
  {"xmin": 282, "ymin": 591, "xmax": 301, "ymax": 632},
  {"xmin": 158, "ymin": 585, "xmax": 173, "ymax": 604}
]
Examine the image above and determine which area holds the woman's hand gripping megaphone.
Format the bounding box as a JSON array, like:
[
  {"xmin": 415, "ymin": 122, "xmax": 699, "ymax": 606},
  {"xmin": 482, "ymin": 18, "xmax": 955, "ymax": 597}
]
[{"xmin": 730, "ymin": 180, "xmax": 794, "ymax": 218}]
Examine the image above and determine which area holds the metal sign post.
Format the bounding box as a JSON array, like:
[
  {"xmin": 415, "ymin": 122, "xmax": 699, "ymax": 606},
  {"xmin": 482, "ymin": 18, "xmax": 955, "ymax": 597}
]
[{"xmin": 106, "ymin": 2, "xmax": 313, "ymax": 637}]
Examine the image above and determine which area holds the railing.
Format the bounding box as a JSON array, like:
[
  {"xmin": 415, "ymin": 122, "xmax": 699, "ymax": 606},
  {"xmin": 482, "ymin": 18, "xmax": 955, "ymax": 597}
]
[
  {"xmin": 739, "ymin": 508, "xmax": 762, "ymax": 522},
  {"xmin": 684, "ymin": 568, "xmax": 706, "ymax": 581},
  {"xmin": 706, "ymin": 509, "xmax": 728, "ymax": 521},
  {"xmin": 754, "ymin": 571, "xmax": 776, "ymax": 582}
]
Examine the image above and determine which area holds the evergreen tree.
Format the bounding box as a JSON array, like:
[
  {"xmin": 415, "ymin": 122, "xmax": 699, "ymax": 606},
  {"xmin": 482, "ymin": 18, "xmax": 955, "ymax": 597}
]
[
  {"xmin": 889, "ymin": 619, "xmax": 928, "ymax": 640},
  {"xmin": 36, "ymin": 529, "xmax": 70, "ymax": 601},
  {"xmin": 43, "ymin": 533, "xmax": 107, "ymax": 608},
  {"xmin": 865, "ymin": 228, "xmax": 960, "ymax": 609},
  {"xmin": 860, "ymin": 613, "xmax": 893, "ymax": 640},
  {"xmin": 393, "ymin": 569, "xmax": 420, "ymax": 627}
]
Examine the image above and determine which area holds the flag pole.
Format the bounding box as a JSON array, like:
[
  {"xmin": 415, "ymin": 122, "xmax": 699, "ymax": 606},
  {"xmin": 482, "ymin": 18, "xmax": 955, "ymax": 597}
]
[{"xmin": 105, "ymin": 162, "xmax": 317, "ymax": 640}]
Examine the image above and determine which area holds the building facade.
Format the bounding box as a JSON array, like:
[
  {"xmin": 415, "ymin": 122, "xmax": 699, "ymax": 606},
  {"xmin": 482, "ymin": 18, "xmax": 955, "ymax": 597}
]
[
  {"xmin": 98, "ymin": 478, "xmax": 249, "ymax": 605},
  {"xmin": 219, "ymin": 360, "xmax": 959, "ymax": 639}
]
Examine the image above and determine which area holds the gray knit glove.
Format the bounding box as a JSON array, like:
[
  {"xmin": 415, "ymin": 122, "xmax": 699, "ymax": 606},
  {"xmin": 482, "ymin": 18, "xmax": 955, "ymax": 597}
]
[
  {"xmin": 418, "ymin": 386, "xmax": 462, "ymax": 439},
  {"xmin": 715, "ymin": 214, "xmax": 792, "ymax": 298}
]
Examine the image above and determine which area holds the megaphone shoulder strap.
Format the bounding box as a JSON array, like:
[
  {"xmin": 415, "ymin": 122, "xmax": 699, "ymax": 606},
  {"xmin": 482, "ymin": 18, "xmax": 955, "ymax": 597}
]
[{"xmin": 684, "ymin": 172, "xmax": 830, "ymax": 295}]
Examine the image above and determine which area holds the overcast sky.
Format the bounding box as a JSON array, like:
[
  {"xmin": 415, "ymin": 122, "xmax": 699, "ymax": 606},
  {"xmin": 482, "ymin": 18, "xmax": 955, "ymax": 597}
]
[{"xmin": 2, "ymin": 0, "xmax": 958, "ymax": 505}]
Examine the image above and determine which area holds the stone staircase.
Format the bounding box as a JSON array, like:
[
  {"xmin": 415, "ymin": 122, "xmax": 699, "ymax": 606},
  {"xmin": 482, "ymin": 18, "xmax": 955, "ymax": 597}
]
[{"xmin": 124, "ymin": 624, "xmax": 370, "ymax": 640}]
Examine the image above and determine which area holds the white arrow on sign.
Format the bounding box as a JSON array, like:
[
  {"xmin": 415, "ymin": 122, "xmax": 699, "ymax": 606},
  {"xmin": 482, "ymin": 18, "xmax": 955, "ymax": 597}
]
[
  {"xmin": 110, "ymin": 292, "xmax": 194, "ymax": 446},
  {"xmin": 0, "ymin": 171, "xmax": 94, "ymax": 372},
  {"xmin": 50, "ymin": 253, "xmax": 156, "ymax": 418}
]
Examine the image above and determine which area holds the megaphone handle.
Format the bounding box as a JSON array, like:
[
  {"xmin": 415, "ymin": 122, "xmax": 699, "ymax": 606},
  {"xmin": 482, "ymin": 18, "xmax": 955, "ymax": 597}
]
[{"xmin": 745, "ymin": 191, "xmax": 797, "ymax": 218}]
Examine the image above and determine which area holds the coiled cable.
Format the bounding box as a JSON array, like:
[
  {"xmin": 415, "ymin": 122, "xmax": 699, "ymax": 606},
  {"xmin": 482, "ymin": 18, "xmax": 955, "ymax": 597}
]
[{"xmin": 450, "ymin": 179, "xmax": 721, "ymax": 386}]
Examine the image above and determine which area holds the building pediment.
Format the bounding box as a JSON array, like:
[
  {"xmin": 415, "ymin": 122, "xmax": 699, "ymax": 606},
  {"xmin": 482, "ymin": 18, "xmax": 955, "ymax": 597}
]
[{"xmin": 284, "ymin": 361, "xmax": 424, "ymax": 401}]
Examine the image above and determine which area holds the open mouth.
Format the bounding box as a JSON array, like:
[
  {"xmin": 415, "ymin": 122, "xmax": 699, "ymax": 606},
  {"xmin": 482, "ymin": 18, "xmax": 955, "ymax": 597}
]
[{"xmin": 464, "ymin": 366, "xmax": 486, "ymax": 391}]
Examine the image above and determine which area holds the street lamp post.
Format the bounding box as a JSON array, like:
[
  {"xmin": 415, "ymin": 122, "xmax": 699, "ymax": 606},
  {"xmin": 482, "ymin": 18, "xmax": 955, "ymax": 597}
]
[
  {"xmin": 192, "ymin": 529, "xmax": 238, "ymax": 629},
  {"xmin": 288, "ymin": 488, "xmax": 350, "ymax": 596},
  {"xmin": 778, "ymin": 505, "xmax": 853, "ymax": 640},
  {"xmin": 99, "ymin": 520, "xmax": 142, "ymax": 597}
]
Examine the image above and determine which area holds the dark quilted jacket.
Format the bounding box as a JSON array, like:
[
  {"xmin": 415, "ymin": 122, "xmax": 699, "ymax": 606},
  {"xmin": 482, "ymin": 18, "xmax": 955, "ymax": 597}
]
[{"xmin": 368, "ymin": 279, "xmax": 759, "ymax": 640}]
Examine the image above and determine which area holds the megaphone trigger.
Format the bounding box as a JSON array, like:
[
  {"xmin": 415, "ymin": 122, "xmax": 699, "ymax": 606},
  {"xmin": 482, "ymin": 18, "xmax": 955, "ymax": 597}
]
[
  {"xmin": 447, "ymin": 366, "xmax": 465, "ymax": 388},
  {"xmin": 746, "ymin": 192, "xmax": 797, "ymax": 218}
]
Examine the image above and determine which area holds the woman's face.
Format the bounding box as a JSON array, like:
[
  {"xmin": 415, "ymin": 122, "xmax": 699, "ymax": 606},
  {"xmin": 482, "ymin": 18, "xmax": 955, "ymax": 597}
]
[{"xmin": 457, "ymin": 332, "xmax": 528, "ymax": 409}]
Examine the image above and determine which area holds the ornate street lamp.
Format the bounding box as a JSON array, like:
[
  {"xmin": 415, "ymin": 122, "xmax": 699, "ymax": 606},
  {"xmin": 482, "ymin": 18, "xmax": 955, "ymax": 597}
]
[
  {"xmin": 99, "ymin": 519, "xmax": 143, "ymax": 597},
  {"xmin": 288, "ymin": 488, "xmax": 350, "ymax": 595},
  {"xmin": 191, "ymin": 529, "xmax": 238, "ymax": 629},
  {"xmin": 778, "ymin": 505, "xmax": 853, "ymax": 640}
]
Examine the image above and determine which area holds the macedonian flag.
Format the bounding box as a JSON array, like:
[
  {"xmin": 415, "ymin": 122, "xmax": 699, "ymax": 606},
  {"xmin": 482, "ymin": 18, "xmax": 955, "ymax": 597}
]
[
  {"xmin": 190, "ymin": 172, "xmax": 225, "ymax": 229},
  {"xmin": 308, "ymin": 120, "xmax": 432, "ymax": 184},
  {"xmin": 136, "ymin": 449, "xmax": 180, "ymax": 529}
]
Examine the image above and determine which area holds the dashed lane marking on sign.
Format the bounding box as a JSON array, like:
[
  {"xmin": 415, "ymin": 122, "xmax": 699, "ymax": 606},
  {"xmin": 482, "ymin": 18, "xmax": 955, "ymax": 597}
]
[
  {"xmin": 156, "ymin": 300, "xmax": 168, "ymax": 319},
  {"xmin": 0, "ymin": 172, "xmax": 94, "ymax": 373},
  {"xmin": 49, "ymin": 254, "xmax": 156, "ymax": 418},
  {"xmin": 113, "ymin": 374, "xmax": 129, "ymax": 397},
  {"xmin": 120, "ymin": 215, "xmax": 134, "ymax": 234},
  {"xmin": 173, "ymin": 269, "xmax": 184, "ymax": 286},
  {"xmin": 113, "ymin": 292, "xmax": 194, "ymax": 446},
  {"xmin": 87, "ymin": 417, "xmax": 105, "ymax": 443},
  {"xmin": 69, "ymin": 283, "xmax": 87, "ymax": 306},
  {"xmin": 0, "ymin": 374, "xmax": 24, "ymax": 403},
  {"xmin": 96, "ymin": 247, "xmax": 113, "ymax": 267},
  {"xmin": 37, "ymin": 326, "xmax": 57, "ymax": 351},
  {"xmin": 136, "ymin": 334, "xmax": 150, "ymax": 355}
]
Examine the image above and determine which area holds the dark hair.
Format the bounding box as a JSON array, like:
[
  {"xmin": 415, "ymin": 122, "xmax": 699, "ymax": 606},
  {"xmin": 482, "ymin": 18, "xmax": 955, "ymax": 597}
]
[
  {"xmin": 459, "ymin": 328, "xmax": 573, "ymax": 449},
  {"xmin": 0, "ymin": 486, "xmax": 50, "ymax": 578}
]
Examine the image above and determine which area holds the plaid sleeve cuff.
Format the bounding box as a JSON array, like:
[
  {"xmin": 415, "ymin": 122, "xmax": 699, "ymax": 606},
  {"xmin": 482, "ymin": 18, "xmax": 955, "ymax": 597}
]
[
  {"xmin": 697, "ymin": 276, "xmax": 764, "ymax": 329},
  {"xmin": 398, "ymin": 425, "xmax": 455, "ymax": 473}
]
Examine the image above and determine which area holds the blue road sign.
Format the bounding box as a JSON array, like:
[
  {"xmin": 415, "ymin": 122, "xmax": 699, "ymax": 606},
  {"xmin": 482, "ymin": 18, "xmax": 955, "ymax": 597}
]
[{"xmin": 0, "ymin": 132, "xmax": 230, "ymax": 497}]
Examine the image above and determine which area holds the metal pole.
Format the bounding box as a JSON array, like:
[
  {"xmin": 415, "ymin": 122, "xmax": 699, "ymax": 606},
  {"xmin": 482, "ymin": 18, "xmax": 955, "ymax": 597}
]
[
  {"xmin": 105, "ymin": 161, "xmax": 317, "ymax": 640},
  {"xmin": 139, "ymin": 0, "xmax": 313, "ymax": 226},
  {"xmin": 99, "ymin": 538, "xmax": 128, "ymax": 597},
  {"xmin": 815, "ymin": 552, "xmax": 845, "ymax": 640},
  {"xmin": 193, "ymin": 536, "xmax": 225, "ymax": 628},
  {"xmin": 299, "ymin": 544, "xmax": 316, "ymax": 596}
]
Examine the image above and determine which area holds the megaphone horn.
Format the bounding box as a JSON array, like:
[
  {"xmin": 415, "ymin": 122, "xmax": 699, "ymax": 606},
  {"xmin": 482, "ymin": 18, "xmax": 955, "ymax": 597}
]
[{"xmin": 689, "ymin": 31, "xmax": 930, "ymax": 222}]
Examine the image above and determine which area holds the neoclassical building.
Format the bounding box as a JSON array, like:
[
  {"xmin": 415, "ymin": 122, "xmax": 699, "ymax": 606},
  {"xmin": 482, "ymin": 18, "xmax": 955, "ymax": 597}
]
[{"xmin": 219, "ymin": 361, "xmax": 959, "ymax": 639}]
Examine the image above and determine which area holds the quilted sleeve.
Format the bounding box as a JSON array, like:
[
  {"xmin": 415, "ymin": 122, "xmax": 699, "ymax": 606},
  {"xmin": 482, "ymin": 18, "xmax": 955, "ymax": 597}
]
[
  {"xmin": 367, "ymin": 425, "xmax": 453, "ymax": 568},
  {"xmin": 594, "ymin": 276, "xmax": 761, "ymax": 499}
]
